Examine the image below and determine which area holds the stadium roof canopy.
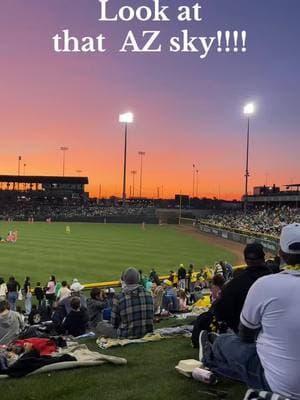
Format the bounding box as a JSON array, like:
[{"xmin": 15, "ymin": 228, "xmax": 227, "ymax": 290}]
[{"xmin": 0, "ymin": 175, "xmax": 89, "ymax": 184}]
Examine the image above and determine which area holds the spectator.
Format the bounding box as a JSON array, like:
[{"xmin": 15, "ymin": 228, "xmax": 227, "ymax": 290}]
[
  {"xmin": 152, "ymin": 283, "xmax": 164, "ymax": 315},
  {"xmin": 23, "ymin": 276, "xmax": 32, "ymax": 315},
  {"xmin": 97, "ymin": 267, "xmax": 154, "ymax": 339},
  {"xmin": 87, "ymin": 288, "xmax": 106, "ymax": 329},
  {"xmin": 178, "ymin": 289, "xmax": 188, "ymax": 312},
  {"xmin": 61, "ymin": 297, "xmax": 89, "ymax": 337},
  {"xmin": 0, "ymin": 300, "xmax": 24, "ymax": 344},
  {"xmin": 34, "ymin": 282, "xmax": 44, "ymax": 306},
  {"xmin": 149, "ymin": 269, "xmax": 161, "ymax": 286},
  {"xmin": 57, "ymin": 280, "xmax": 71, "ymax": 302},
  {"xmin": 178, "ymin": 264, "xmax": 186, "ymax": 290},
  {"xmin": 162, "ymin": 280, "xmax": 178, "ymax": 312},
  {"xmin": 52, "ymin": 281, "xmax": 87, "ymax": 329},
  {"xmin": 190, "ymin": 286, "xmax": 203, "ymax": 303},
  {"xmin": 187, "ymin": 264, "xmax": 194, "ymax": 291},
  {"xmin": 213, "ymin": 242, "xmax": 272, "ymax": 333},
  {"xmin": 200, "ymin": 223, "xmax": 300, "ymax": 398},
  {"xmin": 6, "ymin": 276, "xmax": 20, "ymax": 311},
  {"xmin": 0, "ymin": 277, "xmax": 7, "ymax": 301},
  {"xmin": 220, "ymin": 261, "xmax": 233, "ymax": 281},
  {"xmin": 210, "ymin": 274, "xmax": 225, "ymax": 303},
  {"xmin": 46, "ymin": 275, "xmax": 56, "ymax": 307}
]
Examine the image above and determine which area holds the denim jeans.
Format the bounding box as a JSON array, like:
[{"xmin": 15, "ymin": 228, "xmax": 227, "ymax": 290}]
[
  {"xmin": 203, "ymin": 333, "xmax": 270, "ymax": 391},
  {"xmin": 24, "ymin": 293, "xmax": 32, "ymax": 314},
  {"xmin": 8, "ymin": 291, "xmax": 18, "ymax": 311}
]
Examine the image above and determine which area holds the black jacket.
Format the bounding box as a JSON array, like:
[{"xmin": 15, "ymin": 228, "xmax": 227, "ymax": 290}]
[
  {"xmin": 61, "ymin": 309, "xmax": 89, "ymax": 337},
  {"xmin": 213, "ymin": 264, "xmax": 272, "ymax": 333}
]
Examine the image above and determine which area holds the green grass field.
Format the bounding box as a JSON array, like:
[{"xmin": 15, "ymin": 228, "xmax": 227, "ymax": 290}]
[
  {"xmin": 0, "ymin": 223, "xmax": 244, "ymax": 399},
  {"xmin": 0, "ymin": 222, "xmax": 236, "ymax": 285},
  {"xmin": 0, "ymin": 320, "xmax": 245, "ymax": 400}
]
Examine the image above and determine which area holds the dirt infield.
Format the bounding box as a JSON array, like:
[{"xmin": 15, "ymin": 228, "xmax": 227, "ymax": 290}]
[{"xmin": 178, "ymin": 226, "xmax": 245, "ymax": 265}]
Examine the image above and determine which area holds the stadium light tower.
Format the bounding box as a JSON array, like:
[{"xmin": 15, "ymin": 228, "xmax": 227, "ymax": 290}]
[
  {"xmin": 60, "ymin": 146, "xmax": 68, "ymax": 177},
  {"xmin": 138, "ymin": 151, "xmax": 146, "ymax": 198},
  {"xmin": 131, "ymin": 170, "xmax": 137, "ymax": 197},
  {"xmin": 243, "ymin": 102, "xmax": 255, "ymax": 212},
  {"xmin": 119, "ymin": 112, "xmax": 134, "ymax": 201}
]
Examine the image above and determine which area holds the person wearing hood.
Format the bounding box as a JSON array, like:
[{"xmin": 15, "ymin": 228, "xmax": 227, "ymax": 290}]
[
  {"xmin": 97, "ymin": 267, "xmax": 154, "ymax": 339},
  {"xmin": 213, "ymin": 242, "xmax": 272, "ymax": 333},
  {"xmin": 0, "ymin": 300, "xmax": 24, "ymax": 344},
  {"xmin": 87, "ymin": 288, "xmax": 107, "ymax": 329}
]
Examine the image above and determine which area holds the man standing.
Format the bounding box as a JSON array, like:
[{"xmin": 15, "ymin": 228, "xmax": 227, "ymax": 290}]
[
  {"xmin": 97, "ymin": 268, "xmax": 154, "ymax": 339},
  {"xmin": 213, "ymin": 242, "xmax": 272, "ymax": 333},
  {"xmin": 200, "ymin": 223, "xmax": 300, "ymax": 399}
]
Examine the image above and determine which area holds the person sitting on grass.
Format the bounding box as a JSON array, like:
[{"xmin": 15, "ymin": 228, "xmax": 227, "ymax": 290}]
[
  {"xmin": 87, "ymin": 288, "xmax": 107, "ymax": 329},
  {"xmin": 199, "ymin": 223, "xmax": 300, "ymax": 399},
  {"xmin": 61, "ymin": 297, "xmax": 89, "ymax": 337},
  {"xmin": 96, "ymin": 267, "xmax": 154, "ymax": 339},
  {"xmin": 51, "ymin": 281, "xmax": 87, "ymax": 330},
  {"xmin": 177, "ymin": 289, "xmax": 188, "ymax": 312},
  {"xmin": 0, "ymin": 300, "xmax": 24, "ymax": 344}
]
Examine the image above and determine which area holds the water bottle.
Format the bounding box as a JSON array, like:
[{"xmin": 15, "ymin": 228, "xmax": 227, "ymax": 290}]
[{"xmin": 192, "ymin": 367, "xmax": 218, "ymax": 384}]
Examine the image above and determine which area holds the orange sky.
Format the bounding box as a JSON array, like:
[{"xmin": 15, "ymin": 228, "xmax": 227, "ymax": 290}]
[{"xmin": 0, "ymin": 1, "xmax": 299, "ymax": 200}]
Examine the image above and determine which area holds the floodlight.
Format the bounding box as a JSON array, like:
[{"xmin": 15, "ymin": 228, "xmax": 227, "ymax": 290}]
[
  {"xmin": 119, "ymin": 112, "xmax": 134, "ymax": 123},
  {"xmin": 243, "ymin": 103, "xmax": 255, "ymax": 115}
]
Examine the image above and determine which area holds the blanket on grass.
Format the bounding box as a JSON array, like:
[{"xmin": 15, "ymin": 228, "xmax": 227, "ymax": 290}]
[
  {"xmin": 97, "ymin": 325, "xmax": 193, "ymax": 349},
  {"xmin": 0, "ymin": 343, "xmax": 127, "ymax": 378}
]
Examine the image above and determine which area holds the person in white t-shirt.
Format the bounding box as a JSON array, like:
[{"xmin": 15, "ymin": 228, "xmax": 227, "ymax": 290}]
[{"xmin": 199, "ymin": 223, "xmax": 300, "ymax": 400}]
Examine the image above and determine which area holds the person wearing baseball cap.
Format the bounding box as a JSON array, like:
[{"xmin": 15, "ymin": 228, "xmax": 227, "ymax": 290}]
[
  {"xmin": 200, "ymin": 223, "xmax": 300, "ymax": 399},
  {"xmin": 213, "ymin": 241, "xmax": 272, "ymax": 333}
]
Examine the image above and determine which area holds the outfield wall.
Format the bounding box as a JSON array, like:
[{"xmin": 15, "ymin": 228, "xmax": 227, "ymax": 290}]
[
  {"xmin": 197, "ymin": 223, "xmax": 279, "ymax": 254},
  {"xmin": 10, "ymin": 216, "xmax": 159, "ymax": 223}
]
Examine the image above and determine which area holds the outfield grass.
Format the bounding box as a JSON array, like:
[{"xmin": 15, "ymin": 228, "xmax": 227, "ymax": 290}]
[
  {"xmin": 0, "ymin": 323, "xmax": 245, "ymax": 400},
  {"xmin": 0, "ymin": 222, "xmax": 236, "ymax": 285}
]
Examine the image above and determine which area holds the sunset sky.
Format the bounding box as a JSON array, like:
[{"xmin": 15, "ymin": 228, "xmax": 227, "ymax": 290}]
[{"xmin": 0, "ymin": 0, "xmax": 299, "ymax": 199}]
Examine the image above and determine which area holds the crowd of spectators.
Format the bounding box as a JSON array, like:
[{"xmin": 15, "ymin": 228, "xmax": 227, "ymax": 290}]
[
  {"xmin": 201, "ymin": 206, "xmax": 300, "ymax": 237},
  {"xmin": 2, "ymin": 220, "xmax": 300, "ymax": 399},
  {"xmin": 0, "ymin": 201, "xmax": 156, "ymax": 221}
]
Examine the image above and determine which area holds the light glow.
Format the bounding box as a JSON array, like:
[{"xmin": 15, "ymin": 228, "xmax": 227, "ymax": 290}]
[{"xmin": 119, "ymin": 112, "xmax": 134, "ymax": 123}]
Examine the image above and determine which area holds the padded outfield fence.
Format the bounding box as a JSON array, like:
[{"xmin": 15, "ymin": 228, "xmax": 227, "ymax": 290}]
[{"xmin": 197, "ymin": 222, "xmax": 279, "ymax": 254}]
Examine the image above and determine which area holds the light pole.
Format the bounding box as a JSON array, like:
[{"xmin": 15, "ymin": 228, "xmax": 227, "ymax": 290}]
[
  {"xmin": 196, "ymin": 169, "xmax": 199, "ymax": 198},
  {"xmin": 243, "ymin": 103, "xmax": 255, "ymax": 212},
  {"xmin": 119, "ymin": 112, "xmax": 134, "ymax": 201},
  {"xmin": 60, "ymin": 146, "xmax": 68, "ymax": 177},
  {"xmin": 192, "ymin": 164, "xmax": 195, "ymax": 197},
  {"xmin": 23, "ymin": 163, "xmax": 26, "ymax": 190},
  {"xmin": 17, "ymin": 156, "xmax": 21, "ymax": 191},
  {"xmin": 131, "ymin": 170, "xmax": 137, "ymax": 197},
  {"xmin": 138, "ymin": 151, "xmax": 145, "ymax": 198}
]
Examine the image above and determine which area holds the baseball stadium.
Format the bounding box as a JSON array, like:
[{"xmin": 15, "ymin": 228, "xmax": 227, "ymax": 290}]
[{"xmin": 1, "ymin": 1, "xmax": 300, "ymax": 400}]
